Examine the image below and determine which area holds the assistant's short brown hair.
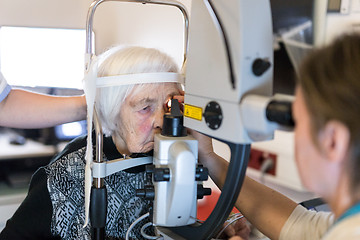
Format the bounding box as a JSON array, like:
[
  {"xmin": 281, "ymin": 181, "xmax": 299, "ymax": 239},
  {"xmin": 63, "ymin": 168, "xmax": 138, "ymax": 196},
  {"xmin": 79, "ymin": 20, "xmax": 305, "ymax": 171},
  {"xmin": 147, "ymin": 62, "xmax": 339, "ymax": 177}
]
[{"xmin": 298, "ymin": 33, "xmax": 360, "ymax": 191}]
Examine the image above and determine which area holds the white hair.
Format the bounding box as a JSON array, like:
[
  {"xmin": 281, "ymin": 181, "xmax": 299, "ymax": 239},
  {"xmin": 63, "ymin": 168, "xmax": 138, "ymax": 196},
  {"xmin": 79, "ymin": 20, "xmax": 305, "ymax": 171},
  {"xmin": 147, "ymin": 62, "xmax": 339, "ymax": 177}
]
[{"xmin": 95, "ymin": 46, "xmax": 180, "ymax": 136}]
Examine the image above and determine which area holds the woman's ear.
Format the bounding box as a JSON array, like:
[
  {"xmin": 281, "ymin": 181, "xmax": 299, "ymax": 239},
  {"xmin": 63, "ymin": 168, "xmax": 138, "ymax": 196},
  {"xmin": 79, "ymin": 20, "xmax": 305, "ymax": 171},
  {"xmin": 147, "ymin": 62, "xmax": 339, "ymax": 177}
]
[{"xmin": 318, "ymin": 121, "xmax": 350, "ymax": 164}]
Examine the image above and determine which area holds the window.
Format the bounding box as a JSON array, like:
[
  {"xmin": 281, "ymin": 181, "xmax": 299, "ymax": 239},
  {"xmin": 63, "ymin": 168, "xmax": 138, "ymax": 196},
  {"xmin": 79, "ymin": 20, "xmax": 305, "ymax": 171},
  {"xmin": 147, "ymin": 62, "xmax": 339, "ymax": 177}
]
[{"xmin": 0, "ymin": 26, "xmax": 86, "ymax": 89}]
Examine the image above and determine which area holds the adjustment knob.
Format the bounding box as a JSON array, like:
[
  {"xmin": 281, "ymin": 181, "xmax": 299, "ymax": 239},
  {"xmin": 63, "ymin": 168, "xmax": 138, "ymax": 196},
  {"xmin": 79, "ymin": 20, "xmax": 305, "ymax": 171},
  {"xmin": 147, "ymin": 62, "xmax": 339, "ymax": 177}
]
[
  {"xmin": 252, "ymin": 58, "xmax": 271, "ymax": 76},
  {"xmin": 197, "ymin": 185, "xmax": 212, "ymax": 199},
  {"xmin": 153, "ymin": 168, "xmax": 170, "ymax": 182},
  {"xmin": 203, "ymin": 101, "xmax": 223, "ymax": 130},
  {"xmin": 136, "ymin": 185, "xmax": 155, "ymax": 200},
  {"xmin": 145, "ymin": 165, "xmax": 154, "ymax": 174},
  {"xmin": 195, "ymin": 165, "xmax": 209, "ymax": 181}
]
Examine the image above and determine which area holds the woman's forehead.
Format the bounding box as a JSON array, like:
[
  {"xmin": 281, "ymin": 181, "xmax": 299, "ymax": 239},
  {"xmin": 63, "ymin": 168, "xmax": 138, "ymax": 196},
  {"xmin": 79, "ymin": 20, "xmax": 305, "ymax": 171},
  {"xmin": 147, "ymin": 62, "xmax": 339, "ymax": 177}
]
[{"xmin": 127, "ymin": 83, "xmax": 180, "ymax": 103}]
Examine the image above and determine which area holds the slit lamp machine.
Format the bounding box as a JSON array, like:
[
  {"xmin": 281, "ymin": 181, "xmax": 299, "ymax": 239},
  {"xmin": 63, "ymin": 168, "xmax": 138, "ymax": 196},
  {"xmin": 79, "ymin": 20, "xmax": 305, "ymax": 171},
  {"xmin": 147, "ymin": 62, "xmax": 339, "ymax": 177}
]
[{"xmin": 84, "ymin": 0, "xmax": 295, "ymax": 239}]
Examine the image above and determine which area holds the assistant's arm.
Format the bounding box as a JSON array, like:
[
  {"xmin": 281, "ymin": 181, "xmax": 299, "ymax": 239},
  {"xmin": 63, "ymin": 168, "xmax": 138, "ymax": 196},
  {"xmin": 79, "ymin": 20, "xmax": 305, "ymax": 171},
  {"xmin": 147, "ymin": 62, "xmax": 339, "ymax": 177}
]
[
  {"xmin": 194, "ymin": 131, "xmax": 297, "ymax": 240},
  {"xmin": 0, "ymin": 88, "xmax": 86, "ymax": 128}
]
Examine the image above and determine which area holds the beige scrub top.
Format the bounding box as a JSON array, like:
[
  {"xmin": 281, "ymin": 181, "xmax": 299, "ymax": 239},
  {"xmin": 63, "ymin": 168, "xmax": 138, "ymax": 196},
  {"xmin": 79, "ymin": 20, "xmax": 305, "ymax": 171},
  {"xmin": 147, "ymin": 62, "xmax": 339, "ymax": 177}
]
[{"xmin": 279, "ymin": 204, "xmax": 360, "ymax": 240}]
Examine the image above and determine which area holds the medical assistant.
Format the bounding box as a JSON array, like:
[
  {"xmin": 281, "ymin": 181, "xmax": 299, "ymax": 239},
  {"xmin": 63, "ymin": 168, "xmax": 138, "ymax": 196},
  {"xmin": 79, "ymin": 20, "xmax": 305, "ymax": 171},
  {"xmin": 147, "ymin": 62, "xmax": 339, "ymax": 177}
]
[
  {"xmin": 279, "ymin": 204, "xmax": 360, "ymax": 239},
  {"xmin": 0, "ymin": 72, "xmax": 11, "ymax": 103}
]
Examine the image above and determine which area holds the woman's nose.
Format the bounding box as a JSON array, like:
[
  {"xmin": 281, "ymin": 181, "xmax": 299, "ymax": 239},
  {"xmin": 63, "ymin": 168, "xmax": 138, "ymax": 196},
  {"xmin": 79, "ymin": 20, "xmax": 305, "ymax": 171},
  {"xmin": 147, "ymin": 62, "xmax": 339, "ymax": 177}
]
[{"xmin": 154, "ymin": 109, "xmax": 164, "ymax": 129}]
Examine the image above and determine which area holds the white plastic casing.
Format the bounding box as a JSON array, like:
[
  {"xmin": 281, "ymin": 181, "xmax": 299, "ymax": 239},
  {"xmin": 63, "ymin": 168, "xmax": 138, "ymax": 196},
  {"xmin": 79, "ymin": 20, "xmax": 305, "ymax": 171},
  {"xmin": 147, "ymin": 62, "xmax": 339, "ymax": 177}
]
[
  {"xmin": 152, "ymin": 133, "xmax": 198, "ymax": 227},
  {"xmin": 184, "ymin": 0, "xmax": 273, "ymax": 144}
]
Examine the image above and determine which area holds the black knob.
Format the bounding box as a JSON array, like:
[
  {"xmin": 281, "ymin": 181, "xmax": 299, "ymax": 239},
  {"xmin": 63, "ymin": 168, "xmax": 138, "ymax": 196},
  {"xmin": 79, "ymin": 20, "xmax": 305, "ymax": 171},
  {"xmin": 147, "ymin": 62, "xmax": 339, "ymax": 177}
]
[
  {"xmin": 197, "ymin": 185, "xmax": 212, "ymax": 199},
  {"xmin": 136, "ymin": 185, "xmax": 155, "ymax": 200},
  {"xmin": 153, "ymin": 168, "xmax": 170, "ymax": 182},
  {"xmin": 203, "ymin": 101, "xmax": 223, "ymax": 130},
  {"xmin": 252, "ymin": 58, "xmax": 271, "ymax": 76},
  {"xmin": 195, "ymin": 165, "xmax": 209, "ymax": 181},
  {"xmin": 145, "ymin": 165, "xmax": 154, "ymax": 174}
]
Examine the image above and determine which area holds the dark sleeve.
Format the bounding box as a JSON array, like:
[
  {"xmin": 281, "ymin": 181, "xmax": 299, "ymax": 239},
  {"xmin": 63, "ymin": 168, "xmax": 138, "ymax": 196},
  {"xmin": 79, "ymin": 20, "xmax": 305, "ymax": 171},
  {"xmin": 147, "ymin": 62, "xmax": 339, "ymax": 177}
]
[{"xmin": 0, "ymin": 168, "xmax": 59, "ymax": 240}]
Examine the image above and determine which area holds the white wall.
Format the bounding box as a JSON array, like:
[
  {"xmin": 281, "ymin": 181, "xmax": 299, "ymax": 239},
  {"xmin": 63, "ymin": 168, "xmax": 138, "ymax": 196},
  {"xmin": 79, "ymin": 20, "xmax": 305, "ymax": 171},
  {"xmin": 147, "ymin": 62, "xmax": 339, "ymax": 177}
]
[
  {"xmin": 0, "ymin": 0, "xmax": 191, "ymax": 68},
  {"xmin": 91, "ymin": 0, "xmax": 191, "ymax": 67},
  {"xmin": 90, "ymin": 0, "xmax": 190, "ymax": 67},
  {"xmin": 0, "ymin": 0, "xmax": 90, "ymax": 29}
]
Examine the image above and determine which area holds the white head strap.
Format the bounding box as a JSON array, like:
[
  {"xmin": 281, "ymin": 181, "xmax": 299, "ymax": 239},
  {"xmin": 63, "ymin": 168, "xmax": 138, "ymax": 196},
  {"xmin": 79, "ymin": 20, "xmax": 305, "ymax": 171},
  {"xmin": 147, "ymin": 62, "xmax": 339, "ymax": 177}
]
[
  {"xmin": 82, "ymin": 56, "xmax": 184, "ymax": 227},
  {"xmin": 97, "ymin": 72, "xmax": 184, "ymax": 88}
]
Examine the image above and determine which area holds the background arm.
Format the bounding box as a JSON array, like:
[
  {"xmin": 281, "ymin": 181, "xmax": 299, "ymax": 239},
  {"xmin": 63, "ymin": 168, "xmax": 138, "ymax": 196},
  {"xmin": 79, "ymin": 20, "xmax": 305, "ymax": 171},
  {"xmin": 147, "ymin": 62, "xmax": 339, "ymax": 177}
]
[{"xmin": 0, "ymin": 89, "xmax": 86, "ymax": 128}]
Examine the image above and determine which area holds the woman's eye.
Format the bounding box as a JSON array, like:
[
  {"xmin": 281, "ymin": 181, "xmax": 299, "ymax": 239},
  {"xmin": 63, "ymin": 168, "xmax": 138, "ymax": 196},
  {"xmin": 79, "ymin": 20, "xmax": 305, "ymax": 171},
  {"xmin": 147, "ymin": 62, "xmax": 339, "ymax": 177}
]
[{"xmin": 139, "ymin": 106, "xmax": 151, "ymax": 114}]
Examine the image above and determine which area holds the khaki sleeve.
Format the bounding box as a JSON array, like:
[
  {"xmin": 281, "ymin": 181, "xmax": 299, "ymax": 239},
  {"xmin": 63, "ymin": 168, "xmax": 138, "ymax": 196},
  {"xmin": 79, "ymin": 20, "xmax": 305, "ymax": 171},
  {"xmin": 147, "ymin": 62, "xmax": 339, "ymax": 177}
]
[{"xmin": 279, "ymin": 205, "xmax": 335, "ymax": 240}]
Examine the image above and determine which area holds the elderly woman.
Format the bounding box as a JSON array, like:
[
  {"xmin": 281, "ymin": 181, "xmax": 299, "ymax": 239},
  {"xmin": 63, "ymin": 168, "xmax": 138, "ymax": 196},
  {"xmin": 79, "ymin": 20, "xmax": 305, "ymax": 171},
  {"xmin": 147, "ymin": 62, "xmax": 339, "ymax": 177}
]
[
  {"xmin": 199, "ymin": 33, "xmax": 360, "ymax": 240},
  {"xmin": 0, "ymin": 46, "xmax": 182, "ymax": 240}
]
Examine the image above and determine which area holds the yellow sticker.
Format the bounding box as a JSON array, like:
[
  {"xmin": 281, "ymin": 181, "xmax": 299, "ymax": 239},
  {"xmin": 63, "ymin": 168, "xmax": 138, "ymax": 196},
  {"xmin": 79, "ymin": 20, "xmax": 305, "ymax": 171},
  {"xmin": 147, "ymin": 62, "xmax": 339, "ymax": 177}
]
[{"xmin": 184, "ymin": 104, "xmax": 203, "ymax": 121}]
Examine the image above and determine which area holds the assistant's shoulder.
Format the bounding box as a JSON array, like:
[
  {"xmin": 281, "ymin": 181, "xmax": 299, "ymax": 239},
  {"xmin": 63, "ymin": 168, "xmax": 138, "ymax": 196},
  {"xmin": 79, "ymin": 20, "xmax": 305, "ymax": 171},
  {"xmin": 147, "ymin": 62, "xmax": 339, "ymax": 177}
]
[{"xmin": 325, "ymin": 214, "xmax": 360, "ymax": 240}]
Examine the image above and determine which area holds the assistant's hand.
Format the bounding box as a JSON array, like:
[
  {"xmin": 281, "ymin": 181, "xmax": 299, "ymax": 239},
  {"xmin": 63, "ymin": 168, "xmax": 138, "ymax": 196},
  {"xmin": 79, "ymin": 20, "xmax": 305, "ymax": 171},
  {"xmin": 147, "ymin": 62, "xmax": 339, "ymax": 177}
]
[
  {"xmin": 172, "ymin": 92, "xmax": 216, "ymax": 166},
  {"xmin": 229, "ymin": 237, "xmax": 245, "ymax": 240},
  {"xmin": 225, "ymin": 216, "xmax": 250, "ymax": 240},
  {"xmin": 216, "ymin": 213, "xmax": 250, "ymax": 240},
  {"xmin": 174, "ymin": 93, "xmax": 250, "ymax": 240},
  {"xmin": 187, "ymin": 129, "xmax": 214, "ymax": 162},
  {"xmin": 172, "ymin": 90, "xmax": 185, "ymax": 111}
]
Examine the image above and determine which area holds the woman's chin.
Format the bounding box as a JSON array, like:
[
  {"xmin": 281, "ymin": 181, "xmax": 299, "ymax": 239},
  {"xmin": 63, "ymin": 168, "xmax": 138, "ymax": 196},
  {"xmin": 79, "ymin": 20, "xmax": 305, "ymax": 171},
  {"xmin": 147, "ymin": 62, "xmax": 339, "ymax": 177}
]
[
  {"xmin": 130, "ymin": 142, "xmax": 154, "ymax": 153},
  {"xmin": 143, "ymin": 142, "xmax": 155, "ymax": 152}
]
